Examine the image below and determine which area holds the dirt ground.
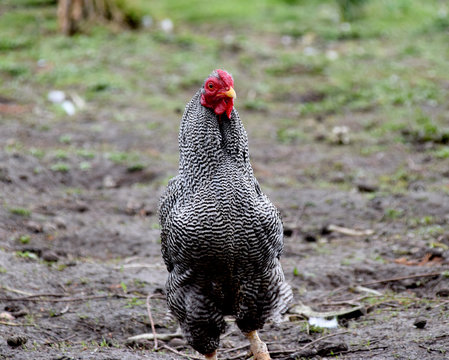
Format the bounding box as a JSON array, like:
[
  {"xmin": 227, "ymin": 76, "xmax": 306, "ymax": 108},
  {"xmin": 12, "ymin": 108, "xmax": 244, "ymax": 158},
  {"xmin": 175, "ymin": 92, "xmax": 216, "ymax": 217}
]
[{"xmin": 1, "ymin": 72, "xmax": 449, "ymax": 359}]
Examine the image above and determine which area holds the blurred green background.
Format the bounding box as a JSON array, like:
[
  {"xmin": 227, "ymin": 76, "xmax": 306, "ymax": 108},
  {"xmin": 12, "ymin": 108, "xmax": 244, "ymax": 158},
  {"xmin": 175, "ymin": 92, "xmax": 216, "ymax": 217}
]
[{"xmin": 1, "ymin": 0, "xmax": 449, "ymax": 161}]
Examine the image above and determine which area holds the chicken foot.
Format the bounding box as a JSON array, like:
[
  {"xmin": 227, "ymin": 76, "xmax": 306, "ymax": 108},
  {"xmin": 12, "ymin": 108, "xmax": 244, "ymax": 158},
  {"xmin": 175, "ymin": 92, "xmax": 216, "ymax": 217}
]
[{"xmin": 245, "ymin": 330, "xmax": 270, "ymax": 360}]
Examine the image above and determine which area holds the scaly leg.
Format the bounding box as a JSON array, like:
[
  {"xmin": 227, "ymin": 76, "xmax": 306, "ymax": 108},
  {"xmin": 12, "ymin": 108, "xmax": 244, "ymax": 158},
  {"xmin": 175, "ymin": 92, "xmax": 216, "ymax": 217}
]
[
  {"xmin": 205, "ymin": 350, "xmax": 217, "ymax": 360},
  {"xmin": 244, "ymin": 330, "xmax": 270, "ymax": 360}
]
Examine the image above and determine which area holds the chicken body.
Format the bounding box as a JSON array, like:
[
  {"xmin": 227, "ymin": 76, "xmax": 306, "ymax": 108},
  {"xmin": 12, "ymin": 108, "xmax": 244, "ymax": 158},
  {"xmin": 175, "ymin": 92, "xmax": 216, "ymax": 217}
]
[{"xmin": 159, "ymin": 82, "xmax": 292, "ymax": 356}]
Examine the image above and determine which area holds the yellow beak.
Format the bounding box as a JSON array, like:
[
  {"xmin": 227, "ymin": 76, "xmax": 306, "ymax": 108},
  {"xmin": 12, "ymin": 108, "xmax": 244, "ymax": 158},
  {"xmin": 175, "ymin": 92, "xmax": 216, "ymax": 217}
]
[{"xmin": 223, "ymin": 87, "xmax": 236, "ymax": 99}]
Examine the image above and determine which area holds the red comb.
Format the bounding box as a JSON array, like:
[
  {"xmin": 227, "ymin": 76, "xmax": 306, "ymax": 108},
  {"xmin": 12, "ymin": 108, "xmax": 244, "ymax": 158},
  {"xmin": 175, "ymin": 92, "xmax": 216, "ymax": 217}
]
[{"xmin": 216, "ymin": 69, "xmax": 234, "ymax": 88}]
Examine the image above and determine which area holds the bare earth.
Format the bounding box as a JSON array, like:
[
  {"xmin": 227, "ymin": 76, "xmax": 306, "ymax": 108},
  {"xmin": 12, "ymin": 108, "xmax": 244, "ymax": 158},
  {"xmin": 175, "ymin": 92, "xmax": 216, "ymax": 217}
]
[{"xmin": 1, "ymin": 90, "xmax": 449, "ymax": 360}]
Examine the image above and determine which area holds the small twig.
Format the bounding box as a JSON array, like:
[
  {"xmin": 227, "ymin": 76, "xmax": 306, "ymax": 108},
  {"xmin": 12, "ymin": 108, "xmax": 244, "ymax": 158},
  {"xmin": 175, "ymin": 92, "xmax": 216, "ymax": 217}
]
[
  {"xmin": 223, "ymin": 351, "xmax": 249, "ymax": 360},
  {"xmin": 221, "ymin": 343, "xmax": 249, "ymax": 354},
  {"xmin": 365, "ymin": 300, "xmax": 402, "ymax": 312},
  {"xmin": 0, "ymin": 321, "xmax": 34, "ymax": 327},
  {"xmin": 319, "ymin": 297, "xmax": 365, "ymax": 307},
  {"xmin": 418, "ymin": 343, "xmax": 445, "ymax": 353},
  {"xmin": 327, "ymin": 224, "xmax": 373, "ymax": 237},
  {"xmin": 114, "ymin": 263, "xmax": 162, "ymax": 270},
  {"xmin": 123, "ymin": 256, "xmax": 142, "ymax": 264},
  {"xmin": 352, "ymin": 286, "xmax": 383, "ymax": 296},
  {"xmin": 270, "ymin": 331, "xmax": 350, "ymax": 355},
  {"xmin": 221, "ymin": 328, "xmax": 237, "ymax": 339},
  {"xmin": 147, "ymin": 294, "xmax": 158, "ymax": 350},
  {"xmin": 0, "ymin": 294, "xmax": 143, "ymax": 302},
  {"xmin": 433, "ymin": 299, "xmax": 449, "ymax": 310},
  {"xmin": 44, "ymin": 333, "xmax": 77, "ymax": 345},
  {"xmin": 127, "ymin": 332, "xmax": 182, "ymax": 342},
  {"xmin": 320, "ymin": 288, "xmax": 382, "ymax": 307},
  {"xmin": 12, "ymin": 292, "xmax": 67, "ymax": 299},
  {"xmin": 0, "ymin": 320, "xmax": 19, "ymax": 326},
  {"xmin": 51, "ymin": 305, "xmax": 70, "ymax": 317},
  {"xmin": 340, "ymin": 345, "xmax": 388, "ymax": 354},
  {"xmin": 360, "ymin": 272, "xmax": 444, "ymax": 286},
  {"xmin": 289, "ymin": 301, "xmax": 364, "ymax": 319},
  {"xmin": 60, "ymin": 334, "xmax": 77, "ymax": 343},
  {"xmin": 1, "ymin": 285, "xmax": 34, "ymax": 296},
  {"xmin": 162, "ymin": 344, "xmax": 204, "ymax": 360}
]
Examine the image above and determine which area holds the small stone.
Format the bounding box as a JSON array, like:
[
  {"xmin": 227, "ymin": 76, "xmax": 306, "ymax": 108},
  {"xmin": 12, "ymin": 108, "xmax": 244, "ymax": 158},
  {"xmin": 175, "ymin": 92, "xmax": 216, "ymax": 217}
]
[
  {"xmin": 126, "ymin": 200, "xmax": 143, "ymax": 215},
  {"xmin": 103, "ymin": 175, "xmax": 117, "ymax": 188},
  {"xmin": 331, "ymin": 172, "xmax": 345, "ymax": 183},
  {"xmin": 168, "ymin": 337, "xmax": 186, "ymax": 347},
  {"xmin": 75, "ymin": 201, "xmax": 89, "ymax": 212},
  {"xmin": 43, "ymin": 222, "xmax": 57, "ymax": 233},
  {"xmin": 314, "ymin": 132, "xmax": 327, "ymax": 142},
  {"xmin": 0, "ymin": 166, "xmax": 12, "ymax": 183},
  {"xmin": 54, "ymin": 216, "xmax": 67, "ymax": 229},
  {"xmin": 356, "ymin": 182, "xmax": 379, "ymax": 193},
  {"xmin": 436, "ymin": 288, "xmax": 449, "ymax": 297},
  {"xmin": 408, "ymin": 181, "xmax": 426, "ymax": 192},
  {"xmin": 53, "ymin": 355, "xmax": 75, "ymax": 360},
  {"xmin": 25, "ymin": 220, "xmax": 43, "ymax": 233},
  {"xmin": 42, "ymin": 250, "xmax": 59, "ymax": 262},
  {"xmin": 0, "ymin": 311, "xmax": 15, "ymax": 321},
  {"xmin": 413, "ymin": 317, "xmax": 427, "ymax": 329},
  {"xmin": 5, "ymin": 305, "xmax": 28, "ymax": 318},
  {"xmin": 7, "ymin": 335, "xmax": 27, "ymax": 347}
]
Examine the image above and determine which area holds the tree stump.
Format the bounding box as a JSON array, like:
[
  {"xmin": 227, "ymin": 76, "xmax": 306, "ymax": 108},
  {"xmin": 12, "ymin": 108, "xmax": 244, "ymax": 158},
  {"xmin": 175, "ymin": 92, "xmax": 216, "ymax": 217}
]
[{"xmin": 57, "ymin": 0, "xmax": 127, "ymax": 35}]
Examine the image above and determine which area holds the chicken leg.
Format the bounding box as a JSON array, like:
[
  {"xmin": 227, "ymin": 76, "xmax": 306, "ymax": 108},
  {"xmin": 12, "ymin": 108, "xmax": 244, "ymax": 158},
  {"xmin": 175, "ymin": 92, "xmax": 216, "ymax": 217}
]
[{"xmin": 245, "ymin": 331, "xmax": 270, "ymax": 360}]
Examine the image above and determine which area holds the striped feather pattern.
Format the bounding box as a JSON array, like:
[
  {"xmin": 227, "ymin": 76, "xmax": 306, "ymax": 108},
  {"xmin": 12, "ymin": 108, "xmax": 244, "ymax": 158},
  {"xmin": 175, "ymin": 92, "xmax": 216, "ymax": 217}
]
[{"xmin": 159, "ymin": 86, "xmax": 292, "ymax": 355}]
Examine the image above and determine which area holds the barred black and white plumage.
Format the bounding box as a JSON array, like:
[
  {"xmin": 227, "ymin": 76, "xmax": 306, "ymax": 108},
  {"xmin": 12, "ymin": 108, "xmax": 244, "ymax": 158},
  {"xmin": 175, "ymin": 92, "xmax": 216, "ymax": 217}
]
[{"xmin": 159, "ymin": 70, "xmax": 292, "ymax": 357}]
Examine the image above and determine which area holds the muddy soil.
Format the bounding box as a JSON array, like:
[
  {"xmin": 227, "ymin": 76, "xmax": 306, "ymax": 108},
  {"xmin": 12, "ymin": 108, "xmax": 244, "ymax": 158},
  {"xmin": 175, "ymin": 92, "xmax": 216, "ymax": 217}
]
[{"xmin": 1, "ymin": 88, "xmax": 449, "ymax": 360}]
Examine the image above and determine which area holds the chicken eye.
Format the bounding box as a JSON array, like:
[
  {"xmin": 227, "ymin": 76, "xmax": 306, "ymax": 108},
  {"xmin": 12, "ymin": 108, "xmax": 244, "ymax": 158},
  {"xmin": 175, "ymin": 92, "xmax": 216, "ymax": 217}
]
[{"xmin": 208, "ymin": 83, "xmax": 214, "ymax": 89}]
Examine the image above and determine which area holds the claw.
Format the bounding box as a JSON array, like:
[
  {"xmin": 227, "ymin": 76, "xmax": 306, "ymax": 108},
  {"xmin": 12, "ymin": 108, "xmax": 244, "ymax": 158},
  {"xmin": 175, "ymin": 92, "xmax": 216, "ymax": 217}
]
[
  {"xmin": 253, "ymin": 354, "xmax": 271, "ymax": 360},
  {"xmin": 244, "ymin": 330, "xmax": 271, "ymax": 360}
]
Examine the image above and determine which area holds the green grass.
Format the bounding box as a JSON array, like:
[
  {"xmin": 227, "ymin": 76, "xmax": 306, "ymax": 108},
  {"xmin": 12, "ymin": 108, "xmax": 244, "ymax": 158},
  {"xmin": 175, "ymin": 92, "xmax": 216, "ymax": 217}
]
[
  {"xmin": 18, "ymin": 235, "xmax": 31, "ymax": 244},
  {"xmin": 50, "ymin": 162, "xmax": 71, "ymax": 172},
  {"xmin": 8, "ymin": 207, "xmax": 32, "ymax": 217},
  {"xmin": 1, "ymin": 0, "xmax": 449, "ymax": 167}
]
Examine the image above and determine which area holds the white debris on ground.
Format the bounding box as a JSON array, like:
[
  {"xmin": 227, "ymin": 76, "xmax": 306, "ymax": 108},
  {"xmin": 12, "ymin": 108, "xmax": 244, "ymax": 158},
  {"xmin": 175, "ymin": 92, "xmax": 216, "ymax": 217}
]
[
  {"xmin": 47, "ymin": 90, "xmax": 85, "ymax": 116},
  {"xmin": 331, "ymin": 125, "xmax": 350, "ymax": 145},
  {"xmin": 47, "ymin": 90, "xmax": 65, "ymax": 104},
  {"xmin": 160, "ymin": 18, "xmax": 174, "ymax": 33},
  {"xmin": 309, "ymin": 316, "xmax": 339, "ymax": 329}
]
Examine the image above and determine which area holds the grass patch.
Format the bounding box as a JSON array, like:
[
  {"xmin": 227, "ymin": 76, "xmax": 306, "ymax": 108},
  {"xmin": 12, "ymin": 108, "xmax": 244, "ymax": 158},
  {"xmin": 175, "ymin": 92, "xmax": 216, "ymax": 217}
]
[
  {"xmin": 434, "ymin": 147, "xmax": 449, "ymax": 159},
  {"xmin": 51, "ymin": 162, "xmax": 71, "ymax": 172},
  {"xmin": 18, "ymin": 235, "xmax": 31, "ymax": 244},
  {"xmin": 9, "ymin": 207, "xmax": 32, "ymax": 217}
]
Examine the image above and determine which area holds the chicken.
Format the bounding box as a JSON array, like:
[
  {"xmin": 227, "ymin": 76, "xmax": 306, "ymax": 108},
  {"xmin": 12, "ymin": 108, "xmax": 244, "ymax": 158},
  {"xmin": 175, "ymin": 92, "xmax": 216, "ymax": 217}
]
[{"xmin": 159, "ymin": 69, "xmax": 292, "ymax": 360}]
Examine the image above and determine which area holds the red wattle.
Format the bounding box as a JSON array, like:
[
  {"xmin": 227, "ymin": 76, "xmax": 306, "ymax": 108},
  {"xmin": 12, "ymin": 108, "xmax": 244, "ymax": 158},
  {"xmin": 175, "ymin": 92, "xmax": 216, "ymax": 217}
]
[{"xmin": 201, "ymin": 93, "xmax": 234, "ymax": 119}]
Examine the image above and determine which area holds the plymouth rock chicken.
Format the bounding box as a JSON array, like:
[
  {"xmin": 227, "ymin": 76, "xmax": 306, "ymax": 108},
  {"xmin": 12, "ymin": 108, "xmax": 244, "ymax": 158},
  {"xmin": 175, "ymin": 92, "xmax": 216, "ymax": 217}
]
[{"xmin": 159, "ymin": 69, "xmax": 292, "ymax": 360}]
